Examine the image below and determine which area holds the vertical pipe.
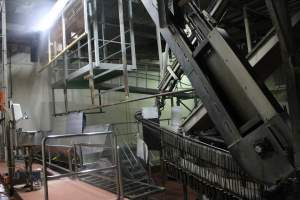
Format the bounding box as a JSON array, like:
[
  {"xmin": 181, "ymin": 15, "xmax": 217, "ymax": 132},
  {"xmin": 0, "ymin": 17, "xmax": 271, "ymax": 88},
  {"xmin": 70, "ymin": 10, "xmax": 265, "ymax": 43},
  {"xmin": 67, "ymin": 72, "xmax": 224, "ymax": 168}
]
[
  {"xmin": 118, "ymin": 0, "xmax": 129, "ymax": 97},
  {"xmin": 84, "ymin": 0, "xmax": 95, "ymax": 104},
  {"xmin": 243, "ymin": 7, "xmax": 252, "ymax": 53},
  {"xmin": 128, "ymin": 0, "xmax": 136, "ymax": 69},
  {"xmin": 93, "ymin": 0, "xmax": 100, "ymax": 66}
]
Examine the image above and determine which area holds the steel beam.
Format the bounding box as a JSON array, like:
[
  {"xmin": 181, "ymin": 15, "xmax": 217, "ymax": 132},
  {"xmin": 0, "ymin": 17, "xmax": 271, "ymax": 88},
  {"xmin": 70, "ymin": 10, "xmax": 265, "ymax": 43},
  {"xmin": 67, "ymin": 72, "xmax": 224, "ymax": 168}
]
[
  {"xmin": 266, "ymin": 0, "xmax": 300, "ymax": 171},
  {"xmin": 141, "ymin": 0, "xmax": 295, "ymax": 184}
]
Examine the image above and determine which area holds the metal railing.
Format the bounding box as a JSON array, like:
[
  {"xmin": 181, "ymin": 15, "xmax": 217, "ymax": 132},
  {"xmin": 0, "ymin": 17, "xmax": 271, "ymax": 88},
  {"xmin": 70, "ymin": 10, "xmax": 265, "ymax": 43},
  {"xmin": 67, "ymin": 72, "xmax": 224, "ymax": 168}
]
[{"xmin": 41, "ymin": 131, "xmax": 124, "ymax": 200}]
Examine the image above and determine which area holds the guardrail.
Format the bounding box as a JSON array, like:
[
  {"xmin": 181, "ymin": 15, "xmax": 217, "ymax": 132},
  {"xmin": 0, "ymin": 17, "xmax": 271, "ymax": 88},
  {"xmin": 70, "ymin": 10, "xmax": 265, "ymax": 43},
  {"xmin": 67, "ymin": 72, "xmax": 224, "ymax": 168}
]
[{"xmin": 41, "ymin": 131, "xmax": 124, "ymax": 200}]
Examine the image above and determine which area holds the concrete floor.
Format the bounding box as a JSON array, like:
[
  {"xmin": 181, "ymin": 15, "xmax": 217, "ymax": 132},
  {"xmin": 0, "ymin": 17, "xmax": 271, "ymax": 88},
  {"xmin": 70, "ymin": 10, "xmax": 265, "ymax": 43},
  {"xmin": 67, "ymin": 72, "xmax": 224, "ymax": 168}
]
[{"xmin": 15, "ymin": 178, "xmax": 122, "ymax": 200}]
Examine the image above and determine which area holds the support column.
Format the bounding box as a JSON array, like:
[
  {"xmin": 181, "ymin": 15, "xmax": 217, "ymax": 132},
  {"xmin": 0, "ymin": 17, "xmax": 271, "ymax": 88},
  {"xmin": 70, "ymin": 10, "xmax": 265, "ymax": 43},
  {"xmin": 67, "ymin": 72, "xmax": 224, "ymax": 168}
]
[
  {"xmin": 100, "ymin": 0, "xmax": 107, "ymax": 59},
  {"xmin": 128, "ymin": 0, "xmax": 137, "ymax": 69},
  {"xmin": 118, "ymin": 0, "xmax": 129, "ymax": 97},
  {"xmin": 52, "ymin": 88, "xmax": 56, "ymax": 116},
  {"xmin": 266, "ymin": 0, "xmax": 300, "ymax": 169},
  {"xmin": 1, "ymin": 0, "xmax": 8, "ymax": 160},
  {"xmin": 93, "ymin": 0, "xmax": 100, "ymax": 67},
  {"xmin": 156, "ymin": 26, "xmax": 164, "ymax": 80},
  {"xmin": 98, "ymin": 89, "xmax": 103, "ymax": 113},
  {"xmin": 84, "ymin": 0, "xmax": 95, "ymax": 104},
  {"xmin": 48, "ymin": 32, "xmax": 52, "ymax": 63},
  {"xmin": 62, "ymin": 14, "xmax": 68, "ymax": 112}
]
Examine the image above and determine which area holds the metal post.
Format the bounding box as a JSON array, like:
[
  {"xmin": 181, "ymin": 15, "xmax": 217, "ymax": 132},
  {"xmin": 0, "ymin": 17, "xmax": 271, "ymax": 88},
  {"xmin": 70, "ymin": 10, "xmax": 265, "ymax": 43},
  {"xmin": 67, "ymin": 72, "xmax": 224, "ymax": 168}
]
[
  {"xmin": 73, "ymin": 145, "xmax": 78, "ymax": 178},
  {"xmin": 77, "ymin": 41, "xmax": 81, "ymax": 69},
  {"xmin": 98, "ymin": 89, "xmax": 103, "ymax": 113},
  {"xmin": 118, "ymin": 0, "xmax": 129, "ymax": 97},
  {"xmin": 93, "ymin": 0, "xmax": 100, "ymax": 66},
  {"xmin": 48, "ymin": 32, "xmax": 52, "ymax": 63},
  {"xmin": 1, "ymin": 0, "xmax": 8, "ymax": 161},
  {"xmin": 100, "ymin": 0, "xmax": 107, "ymax": 59},
  {"xmin": 128, "ymin": 0, "xmax": 136, "ymax": 69},
  {"xmin": 162, "ymin": 43, "xmax": 169, "ymax": 77},
  {"xmin": 243, "ymin": 7, "xmax": 252, "ymax": 53},
  {"xmin": 116, "ymin": 146, "xmax": 124, "ymax": 200},
  {"xmin": 48, "ymin": 151, "xmax": 51, "ymax": 164},
  {"xmin": 62, "ymin": 14, "xmax": 69, "ymax": 112},
  {"xmin": 42, "ymin": 139, "xmax": 49, "ymax": 200},
  {"xmin": 156, "ymin": 26, "xmax": 164, "ymax": 79},
  {"xmin": 183, "ymin": 184, "xmax": 189, "ymax": 200},
  {"xmin": 51, "ymin": 88, "xmax": 56, "ymax": 116},
  {"xmin": 84, "ymin": 0, "xmax": 96, "ymax": 104}
]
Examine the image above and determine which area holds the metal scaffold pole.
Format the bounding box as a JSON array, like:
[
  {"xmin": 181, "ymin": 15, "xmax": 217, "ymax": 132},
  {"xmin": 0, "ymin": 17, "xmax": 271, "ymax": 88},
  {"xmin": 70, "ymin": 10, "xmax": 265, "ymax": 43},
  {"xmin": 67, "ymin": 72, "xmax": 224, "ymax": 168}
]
[
  {"xmin": 118, "ymin": 0, "xmax": 129, "ymax": 97},
  {"xmin": 1, "ymin": 0, "xmax": 8, "ymax": 160},
  {"xmin": 84, "ymin": 0, "xmax": 96, "ymax": 104}
]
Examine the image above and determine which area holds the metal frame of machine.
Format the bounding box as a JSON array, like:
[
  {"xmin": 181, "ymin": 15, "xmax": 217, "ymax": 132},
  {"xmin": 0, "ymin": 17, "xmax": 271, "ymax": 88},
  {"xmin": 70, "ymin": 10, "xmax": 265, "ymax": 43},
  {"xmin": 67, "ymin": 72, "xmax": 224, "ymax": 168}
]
[{"xmin": 141, "ymin": 0, "xmax": 296, "ymax": 185}]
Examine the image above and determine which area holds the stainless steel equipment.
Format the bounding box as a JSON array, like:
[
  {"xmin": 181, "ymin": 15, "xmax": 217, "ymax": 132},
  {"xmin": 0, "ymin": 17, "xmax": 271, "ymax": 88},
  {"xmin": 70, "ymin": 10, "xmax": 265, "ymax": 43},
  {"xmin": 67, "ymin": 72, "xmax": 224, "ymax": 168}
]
[{"xmin": 141, "ymin": 0, "xmax": 295, "ymax": 185}]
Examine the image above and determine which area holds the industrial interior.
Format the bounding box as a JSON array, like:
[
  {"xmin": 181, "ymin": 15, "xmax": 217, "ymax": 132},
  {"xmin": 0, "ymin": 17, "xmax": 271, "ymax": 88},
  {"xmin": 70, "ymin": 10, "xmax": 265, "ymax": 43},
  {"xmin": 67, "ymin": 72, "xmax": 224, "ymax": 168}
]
[{"xmin": 0, "ymin": 0, "xmax": 300, "ymax": 199}]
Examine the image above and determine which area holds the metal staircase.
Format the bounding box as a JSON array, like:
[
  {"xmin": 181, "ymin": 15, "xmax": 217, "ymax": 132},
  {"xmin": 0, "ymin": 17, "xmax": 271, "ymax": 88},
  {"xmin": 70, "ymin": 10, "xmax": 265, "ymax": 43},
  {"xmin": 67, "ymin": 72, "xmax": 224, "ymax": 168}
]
[{"xmin": 79, "ymin": 135, "xmax": 164, "ymax": 199}]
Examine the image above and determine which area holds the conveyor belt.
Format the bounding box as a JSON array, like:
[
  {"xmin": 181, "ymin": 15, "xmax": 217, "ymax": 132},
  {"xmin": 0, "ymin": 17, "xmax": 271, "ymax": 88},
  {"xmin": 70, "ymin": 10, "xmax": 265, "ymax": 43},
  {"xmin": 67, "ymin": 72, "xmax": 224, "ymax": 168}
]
[{"xmin": 137, "ymin": 114, "xmax": 267, "ymax": 200}]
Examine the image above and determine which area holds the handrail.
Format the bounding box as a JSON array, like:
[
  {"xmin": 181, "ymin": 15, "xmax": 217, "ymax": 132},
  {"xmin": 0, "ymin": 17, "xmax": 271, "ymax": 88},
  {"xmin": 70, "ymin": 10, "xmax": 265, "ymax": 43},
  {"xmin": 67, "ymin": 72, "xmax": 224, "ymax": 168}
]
[
  {"xmin": 39, "ymin": 32, "xmax": 87, "ymax": 73},
  {"xmin": 41, "ymin": 131, "xmax": 124, "ymax": 200}
]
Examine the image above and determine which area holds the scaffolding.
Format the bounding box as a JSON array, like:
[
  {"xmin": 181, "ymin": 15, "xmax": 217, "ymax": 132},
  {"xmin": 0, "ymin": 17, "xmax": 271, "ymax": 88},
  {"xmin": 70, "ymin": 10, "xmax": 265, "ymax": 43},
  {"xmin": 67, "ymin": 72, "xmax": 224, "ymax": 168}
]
[{"xmin": 41, "ymin": 0, "xmax": 137, "ymax": 114}]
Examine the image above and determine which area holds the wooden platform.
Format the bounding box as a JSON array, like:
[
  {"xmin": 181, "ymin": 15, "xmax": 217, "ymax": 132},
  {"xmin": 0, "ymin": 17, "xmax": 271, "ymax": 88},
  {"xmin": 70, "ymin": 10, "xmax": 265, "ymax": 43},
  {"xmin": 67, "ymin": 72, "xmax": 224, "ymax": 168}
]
[{"xmin": 16, "ymin": 178, "xmax": 121, "ymax": 200}]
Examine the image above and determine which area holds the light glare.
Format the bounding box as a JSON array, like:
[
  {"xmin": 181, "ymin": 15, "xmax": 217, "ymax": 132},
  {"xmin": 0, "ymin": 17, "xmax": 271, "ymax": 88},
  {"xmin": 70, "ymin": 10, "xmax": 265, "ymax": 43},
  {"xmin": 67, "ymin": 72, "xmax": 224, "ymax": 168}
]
[{"xmin": 35, "ymin": 0, "xmax": 70, "ymax": 31}]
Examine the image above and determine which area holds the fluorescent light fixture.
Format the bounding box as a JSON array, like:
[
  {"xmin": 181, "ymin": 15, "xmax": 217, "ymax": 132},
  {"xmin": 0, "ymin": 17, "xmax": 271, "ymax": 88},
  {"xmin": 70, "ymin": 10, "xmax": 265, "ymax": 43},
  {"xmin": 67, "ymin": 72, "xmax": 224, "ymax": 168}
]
[{"xmin": 35, "ymin": 0, "xmax": 70, "ymax": 31}]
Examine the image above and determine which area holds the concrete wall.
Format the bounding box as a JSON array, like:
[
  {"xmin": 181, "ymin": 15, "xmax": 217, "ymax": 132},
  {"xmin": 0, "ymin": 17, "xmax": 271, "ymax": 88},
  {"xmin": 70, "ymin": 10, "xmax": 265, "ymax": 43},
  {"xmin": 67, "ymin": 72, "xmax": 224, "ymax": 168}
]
[
  {"xmin": 10, "ymin": 51, "xmax": 195, "ymax": 137},
  {"xmin": 11, "ymin": 52, "xmax": 52, "ymax": 131}
]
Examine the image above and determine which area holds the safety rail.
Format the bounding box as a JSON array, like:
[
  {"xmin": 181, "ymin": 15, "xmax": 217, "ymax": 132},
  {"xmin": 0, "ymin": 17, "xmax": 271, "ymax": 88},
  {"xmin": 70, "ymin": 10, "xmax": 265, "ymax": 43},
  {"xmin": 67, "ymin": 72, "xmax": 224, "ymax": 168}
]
[{"xmin": 41, "ymin": 131, "xmax": 124, "ymax": 200}]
